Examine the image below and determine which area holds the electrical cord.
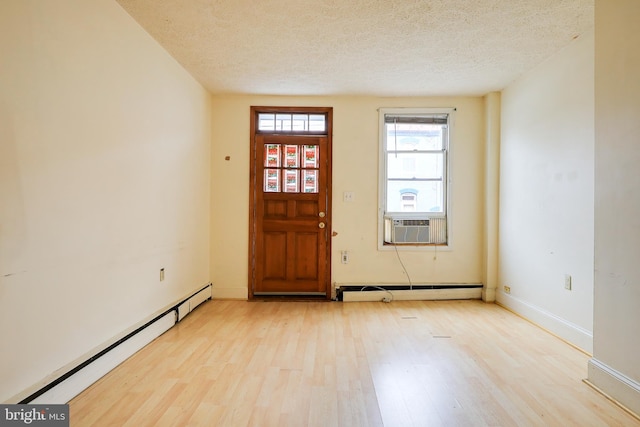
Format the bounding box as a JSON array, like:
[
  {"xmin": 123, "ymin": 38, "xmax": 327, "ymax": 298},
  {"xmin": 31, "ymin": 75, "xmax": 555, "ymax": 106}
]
[
  {"xmin": 357, "ymin": 245, "xmax": 413, "ymax": 302},
  {"xmin": 360, "ymin": 285, "xmax": 394, "ymax": 303},
  {"xmin": 393, "ymin": 243, "xmax": 413, "ymax": 290}
]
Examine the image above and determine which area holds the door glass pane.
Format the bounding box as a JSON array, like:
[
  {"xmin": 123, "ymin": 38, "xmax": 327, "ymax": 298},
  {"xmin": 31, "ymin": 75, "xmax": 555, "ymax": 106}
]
[
  {"xmin": 303, "ymin": 145, "xmax": 319, "ymax": 168},
  {"xmin": 264, "ymin": 169, "xmax": 280, "ymax": 192},
  {"xmin": 303, "ymin": 170, "xmax": 318, "ymax": 193},
  {"xmin": 284, "ymin": 170, "xmax": 299, "ymax": 193},
  {"xmin": 284, "ymin": 145, "xmax": 299, "ymax": 168},
  {"xmin": 264, "ymin": 144, "xmax": 280, "ymax": 167}
]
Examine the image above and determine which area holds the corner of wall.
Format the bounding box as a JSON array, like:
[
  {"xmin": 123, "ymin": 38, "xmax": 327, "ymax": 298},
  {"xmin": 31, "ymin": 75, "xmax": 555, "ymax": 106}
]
[
  {"xmin": 482, "ymin": 92, "xmax": 501, "ymax": 301},
  {"xmin": 587, "ymin": 358, "xmax": 640, "ymax": 418}
]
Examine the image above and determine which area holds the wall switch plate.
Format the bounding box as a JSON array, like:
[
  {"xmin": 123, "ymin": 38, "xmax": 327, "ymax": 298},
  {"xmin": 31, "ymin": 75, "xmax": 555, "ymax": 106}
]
[
  {"xmin": 160, "ymin": 268, "xmax": 165, "ymax": 281},
  {"xmin": 504, "ymin": 285, "xmax": 511, "ymax": 294},
  {"xmin": 341, "ymin": 250, "xmax": 349, "ymax": 264},
  {"xmin": 564, "ymin": 274, "xmax": 572, "ymax": 290}
]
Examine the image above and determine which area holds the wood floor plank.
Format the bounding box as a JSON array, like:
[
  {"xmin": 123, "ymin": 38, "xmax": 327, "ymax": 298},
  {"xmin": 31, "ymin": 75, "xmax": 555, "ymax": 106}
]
[{"xmin": 69, "ymin": 300, "xmax": 640, "ymax": 426}]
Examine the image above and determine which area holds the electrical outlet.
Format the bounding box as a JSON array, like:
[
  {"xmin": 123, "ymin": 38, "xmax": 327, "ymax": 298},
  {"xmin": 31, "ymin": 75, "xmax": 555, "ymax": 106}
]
[
  {"xmin": 160, "ymin": 268, "xmax": 165, "ymax": 281},
  {"xmin": 504, "ymin": 285, "xmax": 511, "ymax": 294},
  {"xmin": 564, "ymin": 274, "xmax": 572, "ymax": 290},
  {"xmin": 343, "ymin": 191, "xmax": 354, "ymax": 202}
]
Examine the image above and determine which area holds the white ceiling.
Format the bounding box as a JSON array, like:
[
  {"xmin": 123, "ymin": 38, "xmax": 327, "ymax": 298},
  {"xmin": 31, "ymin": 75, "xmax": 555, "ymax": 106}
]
[{"xmin": 116, "ymin": 0, "xmax": 594, "ymax": 97}]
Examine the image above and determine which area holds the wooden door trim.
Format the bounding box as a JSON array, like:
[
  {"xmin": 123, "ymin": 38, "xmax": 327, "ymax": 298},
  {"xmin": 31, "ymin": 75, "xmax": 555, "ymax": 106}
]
[{"xmin": 248, "ymin": 106, "xmax": 333, "ymax": 299}]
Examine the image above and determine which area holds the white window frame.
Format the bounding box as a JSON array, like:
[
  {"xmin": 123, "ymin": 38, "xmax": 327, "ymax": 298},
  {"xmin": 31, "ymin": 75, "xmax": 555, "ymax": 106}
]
[{"xmin": 378, "ymin": 107, "xmax": 454, "ymax": 250}]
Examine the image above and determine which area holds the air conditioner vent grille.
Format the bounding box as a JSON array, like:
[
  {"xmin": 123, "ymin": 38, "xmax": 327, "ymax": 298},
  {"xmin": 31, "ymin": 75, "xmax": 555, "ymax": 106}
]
[
  {"xmin": 394, "ymin": 219, "xmax": 429, "ymax": 226},
  {"xmin": 384, "ymin": 217, "xmax": 447, "ymax": 244}
]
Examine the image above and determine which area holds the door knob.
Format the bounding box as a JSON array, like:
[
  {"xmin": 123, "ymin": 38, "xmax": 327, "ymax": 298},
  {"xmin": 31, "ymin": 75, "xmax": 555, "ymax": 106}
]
[
  {"xmin": 319, "ymin": 212, "xmax": 326, "ymax": 218},
  {"xmin": 318, "ymin": 222, "xmax": 326, "ymax": 229}
]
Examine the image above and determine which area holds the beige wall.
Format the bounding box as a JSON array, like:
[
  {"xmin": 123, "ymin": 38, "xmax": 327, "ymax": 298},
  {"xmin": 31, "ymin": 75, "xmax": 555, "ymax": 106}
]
[
  {"xmin": 0, "ymin": 0, "xmax": 211, "ymax": 402},
  {"xmin": 498, "ymin": 30, "xmax": 595, "ymax": 351},
  {"xmin": 482, "ymin": 93, "xmax": 501, "ymax": 302},
  {"xmin": 211, "ymin": 95, "xmax": 485, "ymax": 299},
  {"xmin": 589, "ymin": 0, "xmax": 640, "ymax": 414}
]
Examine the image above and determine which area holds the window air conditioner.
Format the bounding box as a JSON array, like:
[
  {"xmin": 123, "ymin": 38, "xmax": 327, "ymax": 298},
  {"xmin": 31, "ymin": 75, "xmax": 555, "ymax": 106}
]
[{"xmin": 385, "ymin": 218, "xmax": 431, "ymax": 244}]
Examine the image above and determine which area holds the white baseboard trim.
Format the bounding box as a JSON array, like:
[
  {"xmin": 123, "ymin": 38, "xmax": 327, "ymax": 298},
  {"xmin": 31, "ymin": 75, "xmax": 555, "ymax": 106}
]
[
  {"xmin": 497, "ymin": 292, "xmax": 593, "ymax": 353},
  {"xmin": 8, "ymin": 283, "xmax": 212, "ymax": 404},
  {"xmin": 31, "ymin": 312, "xmax": 176, "ymax": 404},
  {"xmin": 587, "ymin": 358, "xmax": 640, "ymax": 418}
]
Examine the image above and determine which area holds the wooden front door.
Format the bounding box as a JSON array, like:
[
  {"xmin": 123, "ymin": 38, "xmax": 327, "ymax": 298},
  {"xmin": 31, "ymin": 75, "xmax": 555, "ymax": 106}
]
[{"xmin": 249, "ymin": 107, "xmax": 332, "ymax": 298}]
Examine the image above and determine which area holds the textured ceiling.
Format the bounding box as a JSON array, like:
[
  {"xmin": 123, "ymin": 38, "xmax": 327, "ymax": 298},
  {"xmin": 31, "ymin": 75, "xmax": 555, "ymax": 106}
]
[{"xmin": 115, "ymin": 0, "xmax": 594, "ymax": 96}]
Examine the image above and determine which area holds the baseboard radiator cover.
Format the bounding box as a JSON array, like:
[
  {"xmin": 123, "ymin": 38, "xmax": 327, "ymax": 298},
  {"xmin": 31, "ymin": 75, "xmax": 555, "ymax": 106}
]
[
  {"xmin": 336, "ymin": 283, "xmax": 483, "ymax": 302},
  {"xmin": 12, "ymin": 283, "xmax": 212, "ymax": 405},
  {"xmin": 587, "ymin": 358, "xmax": 640, "ymax": 419}
]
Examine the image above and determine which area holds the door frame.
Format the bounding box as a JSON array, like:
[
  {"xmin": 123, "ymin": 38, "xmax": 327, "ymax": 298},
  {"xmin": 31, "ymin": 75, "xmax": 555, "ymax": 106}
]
[{"xmin": 248, "ymin": 106, "xmax": 333, "ymax": 299}]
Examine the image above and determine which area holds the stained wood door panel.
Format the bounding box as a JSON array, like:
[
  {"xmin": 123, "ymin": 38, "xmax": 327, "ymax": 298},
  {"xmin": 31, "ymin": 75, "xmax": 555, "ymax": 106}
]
[
  {"xmin": 260, "ymin": 231, "xmax": 322, "ymax": 285},
  {"xmin": 264, "ymin": 200, "xmax": 287, "ymax": 217},
  {"xmin": 294, "ymin": 233, "xmax": 319, "ymax": 279},
  {"xmin": 294, "ymin": 200, "xmax": 318, "ymax": 216},
  {"xmin": 262, "ymin": 232, "xmax": 287, "ymax": 279}
]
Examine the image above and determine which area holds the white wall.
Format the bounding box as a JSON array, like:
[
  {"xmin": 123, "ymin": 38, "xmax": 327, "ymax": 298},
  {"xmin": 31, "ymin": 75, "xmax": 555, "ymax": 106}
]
[
  {"xmin": 589, "ymin": 0, "xmax": 640, "ymax": 415},
  {"xmin": 0, "ymin": 0, "xmax": 211, "ymax": 402},
  {"xmin": 211, "ymin": 95, "xmax": 485, "ymax": 299},
  {"xmin": 498, "ymin": 30, "xmax": 595, "ymax": 352}
]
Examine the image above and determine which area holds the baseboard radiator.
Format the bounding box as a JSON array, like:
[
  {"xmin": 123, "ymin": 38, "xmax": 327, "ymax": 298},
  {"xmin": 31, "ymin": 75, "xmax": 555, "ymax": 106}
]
[
  {"xmin": 336, "ymin": 283, "xmax": 483, "ymax": 302},
  {"xmin": 15, "ymin": 283, "xmax": 212, "ymax": 404}
]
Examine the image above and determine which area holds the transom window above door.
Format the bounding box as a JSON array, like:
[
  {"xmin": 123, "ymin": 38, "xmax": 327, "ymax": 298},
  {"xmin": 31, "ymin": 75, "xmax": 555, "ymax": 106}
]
[{"xmin": 258, "ymin": 113, "xmax": 326, "ymax": 133}]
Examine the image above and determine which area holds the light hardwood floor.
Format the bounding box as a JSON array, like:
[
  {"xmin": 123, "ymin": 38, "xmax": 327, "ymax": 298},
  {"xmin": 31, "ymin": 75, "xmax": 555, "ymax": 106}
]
[{"xmin": 70, "ymin": 300, "xmax": 639, "ymax": 426}]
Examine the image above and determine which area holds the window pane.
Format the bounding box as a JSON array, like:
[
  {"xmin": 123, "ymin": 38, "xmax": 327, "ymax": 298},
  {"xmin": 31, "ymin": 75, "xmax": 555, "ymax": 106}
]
[
  {"xmin": 258, "ymin": 113, "xmax": 275, "ymax": 131},
  {"xmin": 309, "ymin": 114, "xmax": 326, "ymax": 132},
  {"xmin": 387, "ymin": 180, "xmax": 444, "ymax": 213},
  {"xmin": 284, "ymin": 145, "xmax": 299, "ymax": 168},
  {"xmin": 275, "ymin": 114, "xmax": 292, "ymax": 131},
  {"xmin": 264, "ymin": 169, "xmax": 280, "ymax": 192},
  {"xmin": 303, "ymin": 145, "xmax": 319, "ymax": 168},
  {"xmin": 387, "ymin": 152, "xmax": 443, "ymax": 180},
  {"xmin": 292, "ymin": 114, "xmax": 308, "ymax": 131},
  {"xmin": 303, "ymin": 170, "xmax": 318, "ymax": 193},
  {"xmin": 264, "ymin": 144, "xmax": 280, "ymax": 167},
  {"xmin": 283, "ymin": 170, "xmax": 299, "ymax": 193},
  {"xmin": 385, "ymin": 123, "xmax": 444, "ymax": 150}
]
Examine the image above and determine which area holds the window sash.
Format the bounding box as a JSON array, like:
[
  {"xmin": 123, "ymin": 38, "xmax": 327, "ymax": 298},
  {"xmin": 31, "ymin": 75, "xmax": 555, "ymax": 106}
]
[
  {"xmin": 257, "ymin": 112, "xmax": 327, "ymax": 134},
  {"xmin": 383, "ymin": 116, "xmax": 448, "ymax": 215}
]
